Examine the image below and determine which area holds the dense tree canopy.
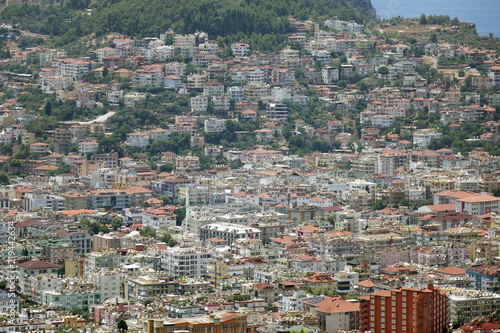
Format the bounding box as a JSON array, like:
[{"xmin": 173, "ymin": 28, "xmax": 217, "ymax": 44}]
[{"xmin": 2, "ymin": 0, "xmax": 375, "ymax": 41}]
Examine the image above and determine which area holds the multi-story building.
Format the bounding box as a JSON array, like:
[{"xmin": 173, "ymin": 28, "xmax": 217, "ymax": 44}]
[
  {"xmin": 447, "ymin": 288, "xmax": 500, "ymax": 323},
  {"xmin": 141, "ymin": 208, "xmax": 177, "ymax": 230},
  {"xmin": 133, "ymin": 69, "xmax": 164, "ymax": 86},
  {"xmin": 322, "ymin": 65, "xmax": 339, "ymax": 84},
  {"xmin": 377, "ymin": 149, "xmax": 408, "ymax": 176},
  {"xmin": 39, "ymin": 289, "xmax": 101, "ymax": 310},
  {"xmin": 200, "ymin": 223, "xmax": 261, "ymax": 242},
  {"xmin": 413, "ymin": 129, "xmax": 443, "ymax": 148},
  {"xmin": 455, "ymin": 194, "xmax": 500, "ymax": 216},
  {"xmin": 126, "ymin": 132, "xmax": 150, "ymax": 149},
  {"xmin": 466, "ymin": 266, "xmax": 500, "ymax": 292},
  {"xmin": 124, "ymin": 92, "xmax": 146, "ymax": 109},
  {"xmin": 87, "ymin": 190, "xmax": 131, "ymax": 210},
  {"xmin": 301, "ymin": 273, "xmax": 337, "ymax": 294},
  {"xmin": 206, "ymin": 258, "xmax": 266, "ymax": 287},
  {"xmin": 204, "ymin": 118, "xmax": 227, "ymax": 133},
  {"xmin": 175, "ymin": 155, "xmax": 200, "ymax": 171},
  {"xmin": 231, "ymin": 43, "xmax": 250, "ymax": 57},
  {"xmin": 410, "ymin": 245, "xmax": 468, "ymax": 267},
  {"xmin": 17, "ymin": 260, "xmax": 59, "ymax": 293},
  {"xmin": 36, "ymin": 238, "xmax": 76, "ymax": 264},
  {"xmin": 160, "ymin": 247, "xmax": 213, "ymax": 277},
  {"xmin": 266, "ymin": 102, "xmax": 288, "ymax": 123},
  {"xmin": 190, "ymin": 95, "xmax": 208, "ymax": 112},
  {"xmin": 125, "ymin": 275, "xmax": 179, "ymax": 301},
  {"xmin": 147, "ymin": 311, "xmax": 247, "ymax": 333},
  {"xmin": 361, "ymin": 284, "xmax": 449, "ymax": 333}
]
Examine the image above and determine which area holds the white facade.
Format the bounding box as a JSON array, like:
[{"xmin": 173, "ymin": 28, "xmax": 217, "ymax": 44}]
[
  {"xmin": 141, "ymin": 210, "xmax": 177, "ymax": 230},
  {"xmin": 413, "ymin": 129, "xmax": 443, "ymax": 147},
  {"xmin": 322, "ymin": 66, "xmax": 339, "ymax": 84},
  {"xmin": 126, "ymin": 132, "xmax": 150, "ymax": 149},
  {"xmin": 204, "ymin": 118, "xmax": 227, "ymax": 133},
  {"xmin": 191, "ymin": 95, "xmax": 208, "ymax": 112},
  {"xmin": 231, "ymin": 43, "xmax": 250, "ymax": 57},
  {"xmin": 160, "ymin": 247, "xmax": 213, "ymax": 277},
  {"xmin": 371, "ymin": 115, "xmax": 396, "ymax": 128}
]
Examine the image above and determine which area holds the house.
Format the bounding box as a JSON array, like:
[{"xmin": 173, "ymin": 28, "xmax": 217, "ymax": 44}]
[
  {"xmin": 231, "ymin": 43, "xmax": 250, "ymax": 57},
  {"xmin": 30, "ymin": 142, "xmax": 50, "ymax": 156},
  {"xmin": 79, "ymin": 141, "xmax": 99, "ymax": 154},
  {"xmin": 126, "ymin": 132, "xmax": 150, "ymax": 149},
  {"xmin": 17, "ymin": 260, "xmax": 59, "ymax": 293}
]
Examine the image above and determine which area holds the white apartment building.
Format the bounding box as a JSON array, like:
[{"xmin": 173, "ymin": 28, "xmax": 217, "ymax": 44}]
[
  {"xmin": 160, "ymin": 247, "xmax": 213, "ymax": 277},
  {"xmin": 79, "ymin": 141, "xmax": 99, "ymax": 154},
  {"xmin": 204, "ymin": 118, "xmax": 227, "ymax": 133},
  {"xmin": 324, "ymin": 19, "xmax": 363, "ymax": 33},
  {"xmin": 228, "ymin": 86, "xmax": 244, "ymax": 102},
  {"xmin": 40, "ymin": 75, "xmax": 73, "ymax": 94},
  {"xmin": 212, "ymin": 94, "xmax": 231, "ymax": 111},
  {"xmin": 266, "ymin": 103, "xmax": 288, "ymax": 123},
  {"xmin": 321, "ymin": 66, "xmax": 339, "ymax": 84},
  {"xmin": 149, "ymin": 128, "xmax": 171, "ymax": 142},
  {"xmin": 155, "ymin": 45, "xmax": 175, "ymax": 61},
  {"xmin": 231, "ymin": 43, "xmax": 250, "ymax": 57},
  {"xmin": 199, "ymin": 223, "xmax": 261, "ymax": 242},
  {"xmin": 447, "ymin": 289, "xmax": 500, "ymax": 323},
  {"xmin": 89, "ymin": 271, "xmax": 122, "ymax": 300},
  {"xmin": 133, "ymin": 69, "xmax": 164, "ymax": 87},
  {"xmin": 413, "ymin": 129, "xmax": 443, "ymax": 147},
  {"xmin": 191, "ymin": 95, "xmax": 208, "ymax": 112},
  {"xmin": 97, "ymin": 47, "xmax": 118, "ymax": 63},
  {"xmin": 371, "ymin": 115, "xmax": 396, "ymax": 128},
  {"xmin": 141, "ymin": 208, "xmax": 177, "ymax": 231},
  {"xmin": 124, "ymin": 92, "xmax": 146, "ymax": 109},
  {"xmin": 126, "ymin": 132, "xmax": 150, "ymax": 149},
  {"xmin": 107, "ymin": 89, "xmax": 123, "ymax": 106}
]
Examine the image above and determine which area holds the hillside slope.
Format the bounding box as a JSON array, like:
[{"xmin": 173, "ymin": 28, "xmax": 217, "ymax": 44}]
[{"xmin": 1, "ymin": 0, "xmax": 376, "ymax": 38}]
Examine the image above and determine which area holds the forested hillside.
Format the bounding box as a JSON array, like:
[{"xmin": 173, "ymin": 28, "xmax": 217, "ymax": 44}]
[{"xmin": 1, "ymin": 0, "xmax": 375, "ymax": 38}]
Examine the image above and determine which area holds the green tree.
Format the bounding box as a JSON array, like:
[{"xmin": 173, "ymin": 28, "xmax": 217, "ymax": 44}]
[
  {"xmin": 139, "ymin": 225, "xmax": 156, "ymax": 238},
  {"xmin": 378, "ymin": 66, "xmax": 389, "ymax": 75},
  {"xmin": 264, "ymin": 302, "xmax": 278, "ymax": 312},
  {"xmin": 79, "ymin": 218, "xmax": 102, "ymax": 234},
  {"xmin": 419, "ymin": 14, "xmax": 427, "ymax": 25},
  {"xmin": 57, "ymin": 262, "xmax": 65, "ymax": 277},
  {"xmin": 159, "ymin": 163, "xmax": 174, "ymax": 173},
  {"xmin": 111, "ymin": 216, "xmax": 123, "ymax": 231},
  {"xmin": 371, "ymin": 200, "xmax": 388, "ymax": 211},
  {"xmin": 399, "ymin": 198, "xmax": 411, "ymax": 207},
  {"xmin": 44, "ymin": 101, "xmax": 52, "ymax": 116},
  {"xmin": 160, "ymin": 232, "xmax": 177, "ymax": 247},
  {"xmin": 492, "ymin": 188, "xmax": 500, "ymax": 197},
  {"xmin": 0, "ymin": 171, "xmax": 10, "ymax": 185},
  {"xmin": 174, "ymin": 206, "xmax": 186, "ymax": 226},
  {"xmin": 117, "ymin": 320, "xmax": 128, "ymax": 332}
]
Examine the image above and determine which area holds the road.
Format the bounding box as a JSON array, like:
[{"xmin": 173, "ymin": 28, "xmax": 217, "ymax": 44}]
[{"xmin": 62, "ymin": 111, "xmax": 116, "ymax": 125}]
